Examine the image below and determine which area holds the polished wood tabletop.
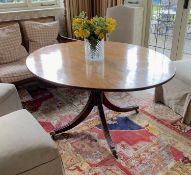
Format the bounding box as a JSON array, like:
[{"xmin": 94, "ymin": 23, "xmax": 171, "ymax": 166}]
[
  {"xmin": 26, "ymin": 41, "xmax": 175, "ymax": 91},
  {"xmin": 26, "ymin": 41, "xmax": 176, "ymax": 158}
]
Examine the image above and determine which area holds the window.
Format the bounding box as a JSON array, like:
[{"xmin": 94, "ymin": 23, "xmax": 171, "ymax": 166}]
[{"xmin": 0, "ymin": 0, "xmax": 60, "ymax": 10}]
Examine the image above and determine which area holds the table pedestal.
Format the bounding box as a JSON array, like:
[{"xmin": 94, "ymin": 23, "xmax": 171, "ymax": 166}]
[{"xmin": 50, "ymin": 91, "xmax": 139, "ymax": 158}]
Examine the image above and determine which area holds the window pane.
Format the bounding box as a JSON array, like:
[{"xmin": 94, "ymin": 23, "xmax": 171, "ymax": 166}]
[
  {"xmin": 0, "ymin": 0, "xmax": 24, "ymax": 3},
  {"xmin": 149, "ymin": 0, "xmax": 178, "ymax": 58},
  {"xmin": 183, "ymin": 9, "xmax": 191, "ymax": 59},
  {"xmin": 32, "ymin": 0, "xmax": 55, "ymax": 2}
]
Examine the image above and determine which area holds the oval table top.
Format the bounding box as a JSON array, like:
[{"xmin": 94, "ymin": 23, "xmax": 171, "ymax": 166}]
[{"xmin": 26, "ymin": 41, "xmax": 176, "ymax": 91}]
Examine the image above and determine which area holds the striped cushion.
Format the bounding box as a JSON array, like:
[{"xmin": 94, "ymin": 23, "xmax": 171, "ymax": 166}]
[
  {"xmin": 22, "ymin": 21, "xmax": 59, "ymax": 53},
  {"xmin": 0, "ymin": 58, "xmax": 34, "ymax": 83},
  {"xmin": 0, "ymin": 23, "xmax": 28, "ymax": 64}
]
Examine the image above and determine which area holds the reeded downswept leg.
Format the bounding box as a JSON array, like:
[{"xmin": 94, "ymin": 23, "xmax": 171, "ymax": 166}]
[{"xmin": 51, "ymin": 91, "xmax": 139, "ymax": 158}]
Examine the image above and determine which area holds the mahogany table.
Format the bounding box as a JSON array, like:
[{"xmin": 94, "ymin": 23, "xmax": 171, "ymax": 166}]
[{"xmin": 26, "ymin": 41, "xmax": 175, "ymax": 158}]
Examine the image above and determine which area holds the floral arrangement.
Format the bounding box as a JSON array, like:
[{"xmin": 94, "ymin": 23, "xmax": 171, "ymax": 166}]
[{"xmin": 72, "ymin": 11, "xmax": 117, "ymax": 42}]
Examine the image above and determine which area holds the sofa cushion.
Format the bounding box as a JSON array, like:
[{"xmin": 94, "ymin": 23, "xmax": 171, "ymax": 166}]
[
  {"xmin": 0, "ymin": 58, "xmax": 34, "ymax": 83},
  {"xmin": 0, "ymin": 23, "xmax": 28, "ymax": 64},
  {"xmin": 22, "ymin": 21, "xmax": 59, "ymax": 53},
  {"xmin": 174, "ymin": 59, "xmax": 191, "ymax": 85},
  {"xmin": 0, "ymin": 109, "xmax": 60, "ymax": 175}
]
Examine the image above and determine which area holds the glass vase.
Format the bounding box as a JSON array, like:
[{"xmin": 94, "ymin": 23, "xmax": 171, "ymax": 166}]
[{"xmin": 84, "ymin": 39, "xmax": 104, "ymax": 61}]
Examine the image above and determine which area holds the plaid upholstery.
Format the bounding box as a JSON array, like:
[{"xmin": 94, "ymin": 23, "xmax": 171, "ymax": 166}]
[
  {"xmin": 22, "ymin": 21, "xmax": 59, "ymax": 53},
  {"xmin": 0, "ymin": 58, "xmax": 34, "ymax": 83},
  {"xmin": 0, "ymin": 23, "xmax": 28, "ymax": 64}
]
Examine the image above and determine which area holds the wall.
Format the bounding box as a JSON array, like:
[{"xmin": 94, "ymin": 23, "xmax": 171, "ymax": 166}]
[{"xmin": 0, "ymin": 7, "xmax": 65, "ymax": 34}]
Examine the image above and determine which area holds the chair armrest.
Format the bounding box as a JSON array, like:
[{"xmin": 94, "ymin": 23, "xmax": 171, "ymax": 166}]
[{"xmin": 57, "ymin": 35, "xmax": 78, "ymax": 43}]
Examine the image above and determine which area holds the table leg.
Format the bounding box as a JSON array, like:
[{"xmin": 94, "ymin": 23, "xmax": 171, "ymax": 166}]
[
  {"xmin": 103, "ymin": 93, "xmax": 139, "ymax": 113},
  {"xmin": 50, "ymin": 92, "xmax": 95, "ymax": 139},
  {"xmin": 96, "ymin": 92, "xmax": 118, "ymax": 159},
  {"xmin": 51, "ymin": 91, "xmax": 139, "ymax": 158}
]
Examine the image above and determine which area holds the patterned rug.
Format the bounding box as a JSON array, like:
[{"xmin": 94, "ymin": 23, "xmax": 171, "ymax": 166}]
[{"xmin": 18, "ymin": 85, "xmax": 191, "ymax": 175}]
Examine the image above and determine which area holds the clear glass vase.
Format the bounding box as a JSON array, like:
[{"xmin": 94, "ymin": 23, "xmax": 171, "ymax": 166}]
[{"xmin": 84, "ymin": 39, "xmax": 104, "ymax": 61}]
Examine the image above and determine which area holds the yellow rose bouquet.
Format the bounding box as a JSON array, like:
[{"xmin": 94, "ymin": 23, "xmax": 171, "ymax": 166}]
[
  {"xmin": 72, "ymin": 12, "xmax": 117, "ymax": 61},
  {"xmin": 72, "ymin": 11, "xmax": 116, "ymax": 41}
]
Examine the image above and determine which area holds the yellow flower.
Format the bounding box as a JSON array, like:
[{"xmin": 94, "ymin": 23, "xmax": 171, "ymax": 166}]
[
  {"xmin": 76, "ymin": 28, "xmax": 90, "ymax": 38},
  {"xmin": 106, "ymin": 25, "xmax": 113, "ymax": 33},
  {"xmin": 74, "ymin": 30, "xmax": 80, "ymax": 38},
  {"xmin": 90, "ymin": 19, "xmax": 95, "ymax": 24},
  {"xmin": 82, "ymin": 30, "xmax": 90, "ymax": 38},
  {"xmin": 78, "ymin": 28, "xmax": 84, "ymax": 38},
  {"xmin": 72, "ymin": 12, "xmax": 117, "ymax": 40},
  {"xmin": 106, "ymin": 24, "xmax": 116, "ymax": 33},
  {"xmin": 98, "ymin": 33, "xmax": 104, "ymax": 40},
  {"xmin": 72, "ymin": 18, "xmax": 82, "ymax": 26},
  {"xmin": 95, "ymin": 27, "xmax": 101, "ymax": 35},
  {"xmin": 91, "ymin": 17, "xmax": 97, "ymax": 24},
  {"xmin": 106, "ymin": 18, "xmax": 116, "ymax": 25},
  {"xmin": 106, "ymin": 18, "xmax": 117, "ymax": 33}
]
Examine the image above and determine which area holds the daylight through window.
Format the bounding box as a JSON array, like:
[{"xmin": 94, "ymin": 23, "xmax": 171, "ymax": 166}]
[{"xmin": 0, "ymin": 0, "xmax": 59, "ymax": 10}]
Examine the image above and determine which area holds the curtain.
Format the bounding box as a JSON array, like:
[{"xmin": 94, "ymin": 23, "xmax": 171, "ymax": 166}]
[
  {"xmin": 64, "ymin": 0, "xmax": 92, "ymax": 37},
  {"xmin": 64, "ymin": 0, "xmax": 124, "ymax": 38}
]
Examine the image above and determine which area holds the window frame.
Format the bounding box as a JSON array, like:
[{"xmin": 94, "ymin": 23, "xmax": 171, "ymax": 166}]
[{"xmin": 0, "ymin": 0, "xmax": 60, "ymax": 10}]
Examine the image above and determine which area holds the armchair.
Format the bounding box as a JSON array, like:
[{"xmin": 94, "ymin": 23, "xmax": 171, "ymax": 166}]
[
  {"xmin": 0, "ymin": 83, "xmax": 22, "ymax": 117},
  {"xmin": 155, "ymin": 59, "xmax": 191, "ymax": 125}
]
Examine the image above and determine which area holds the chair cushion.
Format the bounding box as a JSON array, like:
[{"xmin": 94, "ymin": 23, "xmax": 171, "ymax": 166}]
[
  {"xmin": 0, "ymin": 23, "xmax": 28, "ymax": 64},
  {"xmin": 22, "ymin": 21, "xmax": 59, "ymax": 53},
  {"xmin": 0, "ymin": 58, "xmax": 34, "ymax": 83},
  {"xmin": 0, "ymin": 109, "xmax": 59, "ymax": 175},
  {"xmin": 174, "ymin": 59, "xmax": 191, "ymax": 85},
  {"xmin": 0, "ymin": 83, "xmax": 17, "ymax": 104}
]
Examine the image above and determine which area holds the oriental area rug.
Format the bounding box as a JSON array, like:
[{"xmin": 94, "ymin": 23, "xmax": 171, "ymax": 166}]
[{"xmin": 18, "ymin": 85, "xmax": 191, "ymax": 175}]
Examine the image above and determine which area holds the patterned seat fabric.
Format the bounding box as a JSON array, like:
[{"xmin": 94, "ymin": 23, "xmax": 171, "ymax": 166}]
[
  {"xmin": 21, "ymin": 21, "xmax": 59, "ymax": 53},
  {"xmin": 0, "ymin": 23, "xmax": 28, "ymax": 64},
  {"xmin": 0, "ymin": 58, "xmax": 34, "ymax": 83},
  {"xmin": 0, "ymin": 20, "xmax": 59, "ymax": 84}
]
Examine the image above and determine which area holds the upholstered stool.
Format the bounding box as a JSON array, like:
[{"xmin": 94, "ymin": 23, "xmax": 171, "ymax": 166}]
[
  {"xmin": 0, "ymin": 109, "xmax": 64, "ymax": 175},
  {"xmin": 155, "ymin": 59, "xmax": 191, "ymax": 124},
  {"xmin": 0, "ymin": 83, "xmax": 22, "ymax": 117}
]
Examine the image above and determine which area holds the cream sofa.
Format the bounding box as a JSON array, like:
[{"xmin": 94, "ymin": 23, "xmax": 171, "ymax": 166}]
[
  {"xmin": 0, "ymin": 84, "xmax": 65, "ymax": 174},
  {"xmin": 0, "ymin": 109, "xmax": 64, "ymax": 175},
  {"xmin": 0, "ymin": 83, "xmax": 22, "ymax": 116},
  {"xmin": 0, "ymin": 16, "xmax": 70, "ymax": 84},
  {"xmin": 155, "ymin": 59, "xmax": 191, "ymax": 125}
]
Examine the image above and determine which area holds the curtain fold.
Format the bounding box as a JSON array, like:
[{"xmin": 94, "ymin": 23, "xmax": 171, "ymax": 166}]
[
  {"xmin": 64, "ymin": 0, "xmax": 92, "ymax": 37},
  {"xmin": 64, "ymin": 0, "xmax": 124, "ymax": 38}
]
